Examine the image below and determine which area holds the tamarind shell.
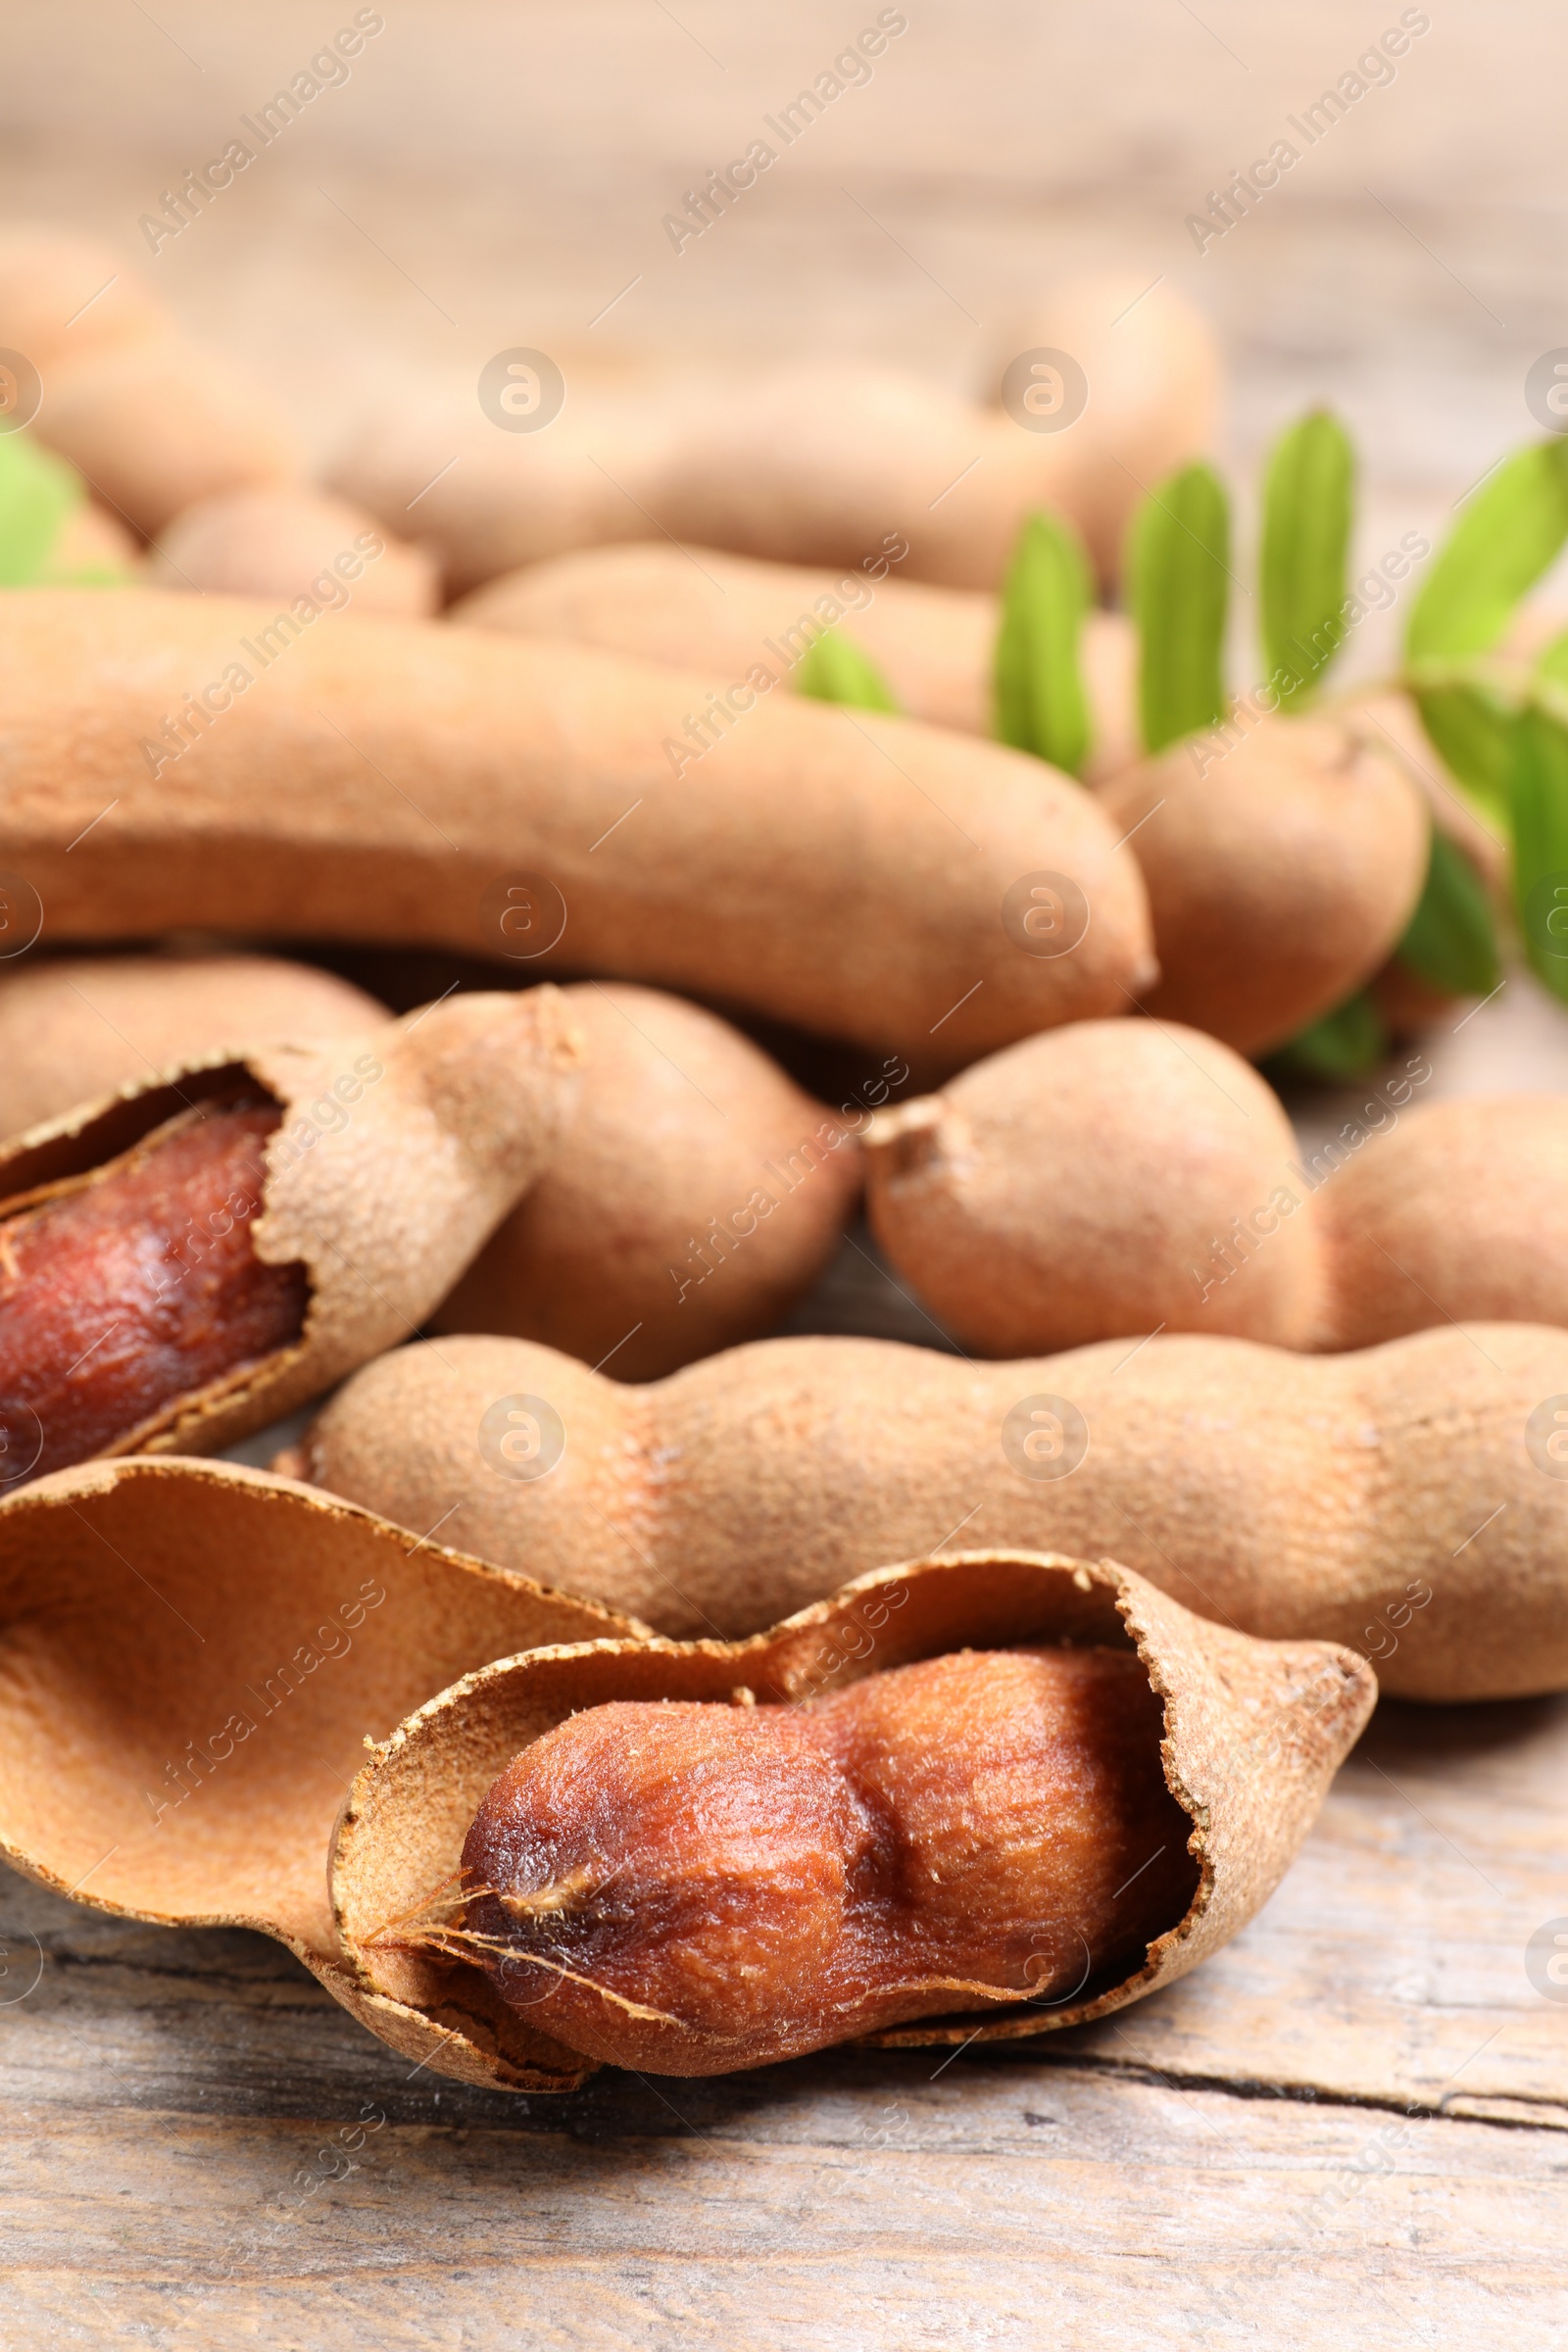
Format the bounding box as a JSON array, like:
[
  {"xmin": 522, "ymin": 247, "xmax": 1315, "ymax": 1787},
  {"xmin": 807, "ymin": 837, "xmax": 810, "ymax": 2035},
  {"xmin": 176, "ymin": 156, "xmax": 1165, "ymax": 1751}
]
[
  {"xmin": 328, "ymin": 1549, "xmax": 1373, "ymax": 2090},
  {"xmin": 0, "ymin": 589, "xmax": 1154, "ymax": 1068},
  {"xmin": 0, "ymin": 988, "xmax": 582, "ymax": 1462},
  {"xmin": 293, "ymin": 1322, "xmax": 1568, "ymax": 1700},
  {"xmin": 0, "ymin": 1455, "xmax": 642, "ymax": 2092},
  {"xmin": 144, "ymin": 486, "xmax": 439, "ymax": 617}
]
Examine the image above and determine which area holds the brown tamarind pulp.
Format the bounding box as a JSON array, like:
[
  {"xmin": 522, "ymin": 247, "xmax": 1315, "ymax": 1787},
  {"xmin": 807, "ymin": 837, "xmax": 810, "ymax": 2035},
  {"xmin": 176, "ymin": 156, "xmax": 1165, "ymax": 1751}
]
[
  {"xmin": 457, "ymin": 1646, "xmax": 1198, "ymax": 2075},
  {"xmin": 0, "ymin": 1100, "xmax": 307, "ymax": 1482}
]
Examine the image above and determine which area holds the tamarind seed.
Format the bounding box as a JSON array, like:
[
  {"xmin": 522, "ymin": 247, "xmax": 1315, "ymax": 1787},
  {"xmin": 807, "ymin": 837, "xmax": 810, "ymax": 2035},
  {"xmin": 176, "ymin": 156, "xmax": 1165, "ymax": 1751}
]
[
  {"xmin": 0, "ymin": 1099, "xmax": 307, "ymax": 1483},
  {"xmin": 459, "ymin": 1646, "xmax": 1198, "ymax": 2076}
]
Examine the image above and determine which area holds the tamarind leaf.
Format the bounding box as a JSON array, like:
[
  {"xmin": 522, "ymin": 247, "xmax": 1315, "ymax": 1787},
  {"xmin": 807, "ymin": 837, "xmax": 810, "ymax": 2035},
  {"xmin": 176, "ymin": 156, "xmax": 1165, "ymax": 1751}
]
[
  {"xmin": 1410, "ymin": 679, "xmax": 1517, "ymax": 822},
  {"xmin": 794, "ymin": 628, "xmax": 902, "ymax": 712},
  {"xmin": 1405, "ymin": 440, "xmax": 1568, "ymax": 663},
  {"xmin": 0, "ymin": 432, "xmax": 82, "ymax": 585},
  {"xmin": 1259, "ymin": 409, "xmax": 1354, "ymax": 707},
  {"xmin": 1129, "ymin": 461, "xmax": 1231, "ymax": 756},
  {"xmin": 992, "ymin": 510, "xmax": 1093, "ymax": 776},
  {"xmin": 1267, "ymin": 990, "xmax": 1389, "ymax": 1083},
  {"xmin": 1395, "ymin": 825, "xmax": 1500, "ymax": 1000},
  {"xmin": 1535, "ymin": 627, "xmax": 1568, "ymax": 691},
  {"xmin": 1511, "ymin": 704, "xmax": 1568, "ymax": 1004}
]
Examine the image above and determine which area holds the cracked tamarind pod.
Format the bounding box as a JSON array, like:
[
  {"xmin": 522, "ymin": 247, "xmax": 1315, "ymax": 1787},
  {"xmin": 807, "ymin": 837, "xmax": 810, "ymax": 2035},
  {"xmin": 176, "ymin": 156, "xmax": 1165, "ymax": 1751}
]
[
  {"xmin": 455, "ymin": 1646, "xmax": 1198, "ymax": 2076},
  {"xmin": 0, "ymin": 989, "xmax": 581, "ymax": 1484},
  {"xmin": 330, "ymin": 1550, "xmax": 1373, "ymax": 2092}
]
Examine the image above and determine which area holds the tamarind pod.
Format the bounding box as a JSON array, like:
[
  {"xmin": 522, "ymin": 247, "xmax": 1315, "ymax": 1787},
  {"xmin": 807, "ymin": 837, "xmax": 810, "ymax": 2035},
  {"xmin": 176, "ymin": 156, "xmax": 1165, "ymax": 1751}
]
[
  {"xmin": 144, "ymin": 488, "xmax": 439, "ymax": 617},
  {"xmin": 0, "ymin": 232, "xmax": 297, "ymax": 540},
  {"xmin": 334, "ymin": 276, "xmax": 1218, "ymax": 596},
  {"xmin": 865, "ymin": 1022, "xmax": 1568, "ymax": 1362},
  {"xmin": 0, "ymin": 989, "xmax": 581, "ymax": 1473},
  {"xmin": 292, "ymin": 1321, "xmax": 1568, "ymax": 1700},
  {"xmin": 0, "ymin": 591, "xmax": 1154, "ymax": 1067},
  {"xmin": 37, "ymin": 501, "xmax": 139, "ymax": 581},
  {"xmin": 330, "ymin": 394, "xmax": 684, "ymax": 598},
  {"xmin": 1310, "ymin": 1097, "xmax": 1568, "ymax": 1349},
  {"xmin": 863, "ymin": 1018, "xmax": 1322, "ymax": 1355},
  {"xmin": 0, "ymin": 1454, "xmax": 641, "ymax": 2092},
  {"xmin": 331, "ymin": 1549, "xmax": 1372, "ymax": 2089},
  {"xmin": 432, "ymin": 982, "xmax": 862, "ymax": 1379},
  {"xmin": 0, "ymin": 954, "xmax": 389, "ymax": 1140},
  {"xmin": 451, "ymin": 542, "xmax": 1140, "ymax": 771},
  {"xmin": 1098, "ymin": 714, "xmax": 1429, "ymax": 1055},
  {"xmin": 979, "ymin": 271, "xmax": 1225, "ymax": 582},
  {"xmin": 0, "ymin": 225, "xmax": 167, "ymax": 371}
]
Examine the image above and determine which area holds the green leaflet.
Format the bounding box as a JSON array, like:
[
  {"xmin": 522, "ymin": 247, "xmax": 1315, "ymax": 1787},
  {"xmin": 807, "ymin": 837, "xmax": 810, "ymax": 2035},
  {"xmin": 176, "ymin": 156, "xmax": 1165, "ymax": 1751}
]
[
  {"xmin": 1396, "ymin": 825, "xmax": 1500, "ymax": 1000},
  {"xmin": 0, "ymin": 431, "xmax": 83, "ymax": 586},
  {"xmin": 1259, "ymin": 409, "xmax": 1354, "ymax": 707},
  {"xmin": 1405, "ymin": 440, "xmax": 1568, "ymax": 663},
  {"xmin": 1129, "ymin": 462, "xmax": 1231, "ymax": 755},
  {"xmin": 1267, "ymin": 989, "xmax": 1389, "ymax": 1083},
  {"xmin": 1535, "ymin": 627, "xmax": 1568, "ymax": 692},
  {"xmin": 1408, "ymin": 681, "xmax": 1517, "ymax": 823},
  {"xmin": 1512, "ymin": 704, "xmax": 1568, "ymax": 1004},
  {"xmin": 992, "ymin": 510, "xmax": 1093, "ymax": 776},
  {"xmin": 794, "ymin": 628, "xmax": 902, "ymax": 712}
]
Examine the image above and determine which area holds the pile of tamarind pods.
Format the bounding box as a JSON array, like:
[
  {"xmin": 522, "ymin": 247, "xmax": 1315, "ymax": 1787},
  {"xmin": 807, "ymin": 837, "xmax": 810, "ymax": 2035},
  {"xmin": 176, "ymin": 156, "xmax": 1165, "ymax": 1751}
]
[{"xmin": 0, "ymin": 224, "xmax": 1555, "ymax": 2093}]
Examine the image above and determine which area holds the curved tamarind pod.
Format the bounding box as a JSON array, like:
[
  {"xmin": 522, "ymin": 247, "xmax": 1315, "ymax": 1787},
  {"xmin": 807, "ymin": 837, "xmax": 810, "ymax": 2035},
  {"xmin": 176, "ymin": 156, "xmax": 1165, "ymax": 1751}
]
[
  {"xmin": 334, "ymin": 274, "xmax": 1218, "ymax": 595},
  {"xmin": 144, "ymin": 488, "xmax": 439, "ymax": 617},
  {"xmin": 0, "ymin": 590, "xmax": 1153, "ymax": 1067},
  {"xmin": 291, "ymin": 1321, "xmax": 1568, "ymax": 1700},
  {"xmin": 0, "ymin": 228, "xmax": 297, "ymax": 537},
  {"xmin": 0, "ymin": 989, "xmax": 581, "ymax": 1475},
  {"xmin": 0, "ymin": 954, "xmax": 390, "ymax": 1140},
  {"xmin": 864, "ymin": 1024, "xmax": 1568, "ymax": 1361},
  {"xmin": 1098, "ymin": 713, "xmax": 1429, "ymax": 1055},
  {"xmin": 331, "ymin": 1548, "xmax": 1370, "ymax": 2089},
  {"xmin": 0, "ymin": 1455, "xmax": 641, "ymax": 2092},
  {"xmin": 433, "ymin": 982, "xmax": 862, "ymax": 1379},
  {"xmin": 451, "ymin": 542, "xmax": 1141, "ymax": 775},
  {"xmin": 863, "ymin": 1018, "xmax": 1323, "ymax": 1355}
]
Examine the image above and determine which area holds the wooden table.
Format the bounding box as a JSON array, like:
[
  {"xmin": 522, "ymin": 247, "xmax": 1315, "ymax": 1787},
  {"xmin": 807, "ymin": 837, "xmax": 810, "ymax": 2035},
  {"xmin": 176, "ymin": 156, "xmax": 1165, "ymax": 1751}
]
[{"xmin": 2, "ymin": 1, "xmax": 1567, "ymax": 2339}]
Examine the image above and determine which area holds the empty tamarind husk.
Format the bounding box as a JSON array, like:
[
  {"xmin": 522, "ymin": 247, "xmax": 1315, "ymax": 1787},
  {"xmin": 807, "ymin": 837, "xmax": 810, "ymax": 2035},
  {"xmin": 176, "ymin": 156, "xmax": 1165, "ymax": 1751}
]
[
  {"xmin": 0, "ymin": 1455, "xmax": 642, "ymax": 2089},
  {"xmin": 861, "ymin": 1021, "xmax": 1568, "ymax": 1359},
  {"xmin": 290, "ymin": 1321, "xmax": 1568, "ymax": 1701},
  {"xmin": 0, "ymin": 988, "xmax": 581, "ymax": 1479},
  {"xmin": 329, "ymin": 1549, "xmax": 1372, "ymax": 2088},
  {"xmin": 0, "ymin": 590, "xmax": 1154, "ymax": 1068}
]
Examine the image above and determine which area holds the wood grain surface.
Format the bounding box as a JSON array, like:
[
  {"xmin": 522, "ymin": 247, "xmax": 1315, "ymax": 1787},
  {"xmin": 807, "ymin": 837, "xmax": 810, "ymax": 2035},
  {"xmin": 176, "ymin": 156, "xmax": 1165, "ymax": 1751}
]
[{"xmin": 2, "ymin": 2, "xmax": 1566, "ymax": 2342}]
